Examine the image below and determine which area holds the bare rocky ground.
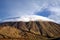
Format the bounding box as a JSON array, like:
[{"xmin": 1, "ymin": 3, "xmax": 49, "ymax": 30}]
[{"xmin": 0, "ymin": 21, "xmax": 60, "ymax": 40}]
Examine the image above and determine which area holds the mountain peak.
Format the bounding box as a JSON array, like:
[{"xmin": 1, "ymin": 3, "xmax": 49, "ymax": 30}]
[{"xmin": 0, "ymin": 15, "xmax": 55, "ymax": 22}]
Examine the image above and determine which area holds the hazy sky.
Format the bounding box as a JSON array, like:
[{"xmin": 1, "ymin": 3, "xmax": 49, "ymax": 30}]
[{"xmin": 0, "ymin": 0, "xmax": 60, "ymax": 23}]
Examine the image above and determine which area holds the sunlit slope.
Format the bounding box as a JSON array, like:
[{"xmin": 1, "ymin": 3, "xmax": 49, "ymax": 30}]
[{"xmin": 0, "ymin": 21, "xmax": 60, "ymax": 40}]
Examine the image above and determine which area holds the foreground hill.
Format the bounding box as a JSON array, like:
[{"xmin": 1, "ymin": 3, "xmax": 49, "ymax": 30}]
[{"xmin": 0, "ymin": 21, "xmax": 60, "ymax": 40}]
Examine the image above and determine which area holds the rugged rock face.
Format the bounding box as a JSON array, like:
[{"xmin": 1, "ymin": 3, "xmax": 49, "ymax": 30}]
[{"xmin": 0, "ymin": 21, "xmax": 60, "ymax": 40}]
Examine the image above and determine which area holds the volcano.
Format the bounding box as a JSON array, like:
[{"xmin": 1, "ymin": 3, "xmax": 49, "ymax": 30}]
[{"xmin": 0, "ymin": 15, "xmax": 60, "ymax": 40}]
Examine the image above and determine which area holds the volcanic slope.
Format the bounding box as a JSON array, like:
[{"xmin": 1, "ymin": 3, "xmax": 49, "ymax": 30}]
[
  {"xmin": 0, "ymin": 21, "xmax": 60, "ymax": 40},
  {"xmin": 0, "ymin": 15, "xmax": 60, "ymax": 40}
]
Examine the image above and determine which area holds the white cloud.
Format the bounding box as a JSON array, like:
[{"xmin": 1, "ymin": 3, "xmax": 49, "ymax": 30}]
[
  {"xmin": 33, "ymin": 0, "xmax": 60, "ymax": 23},
  {"xmin": 48, "ymin": 7, "xmax": 60, "ymax": 23},
  {"xmin": 0, "ymin": 15, "xmax": 55, "ymax": 22}
]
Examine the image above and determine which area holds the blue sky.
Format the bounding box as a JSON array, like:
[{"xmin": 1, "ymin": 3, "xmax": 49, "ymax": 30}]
[
  {"xmin": 35, "ymin": 8, "xmax": 51, "ymax": 17},
  {"xmin": 0, "ymin": 0, "xmax": 60, "ymax": 23}
]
